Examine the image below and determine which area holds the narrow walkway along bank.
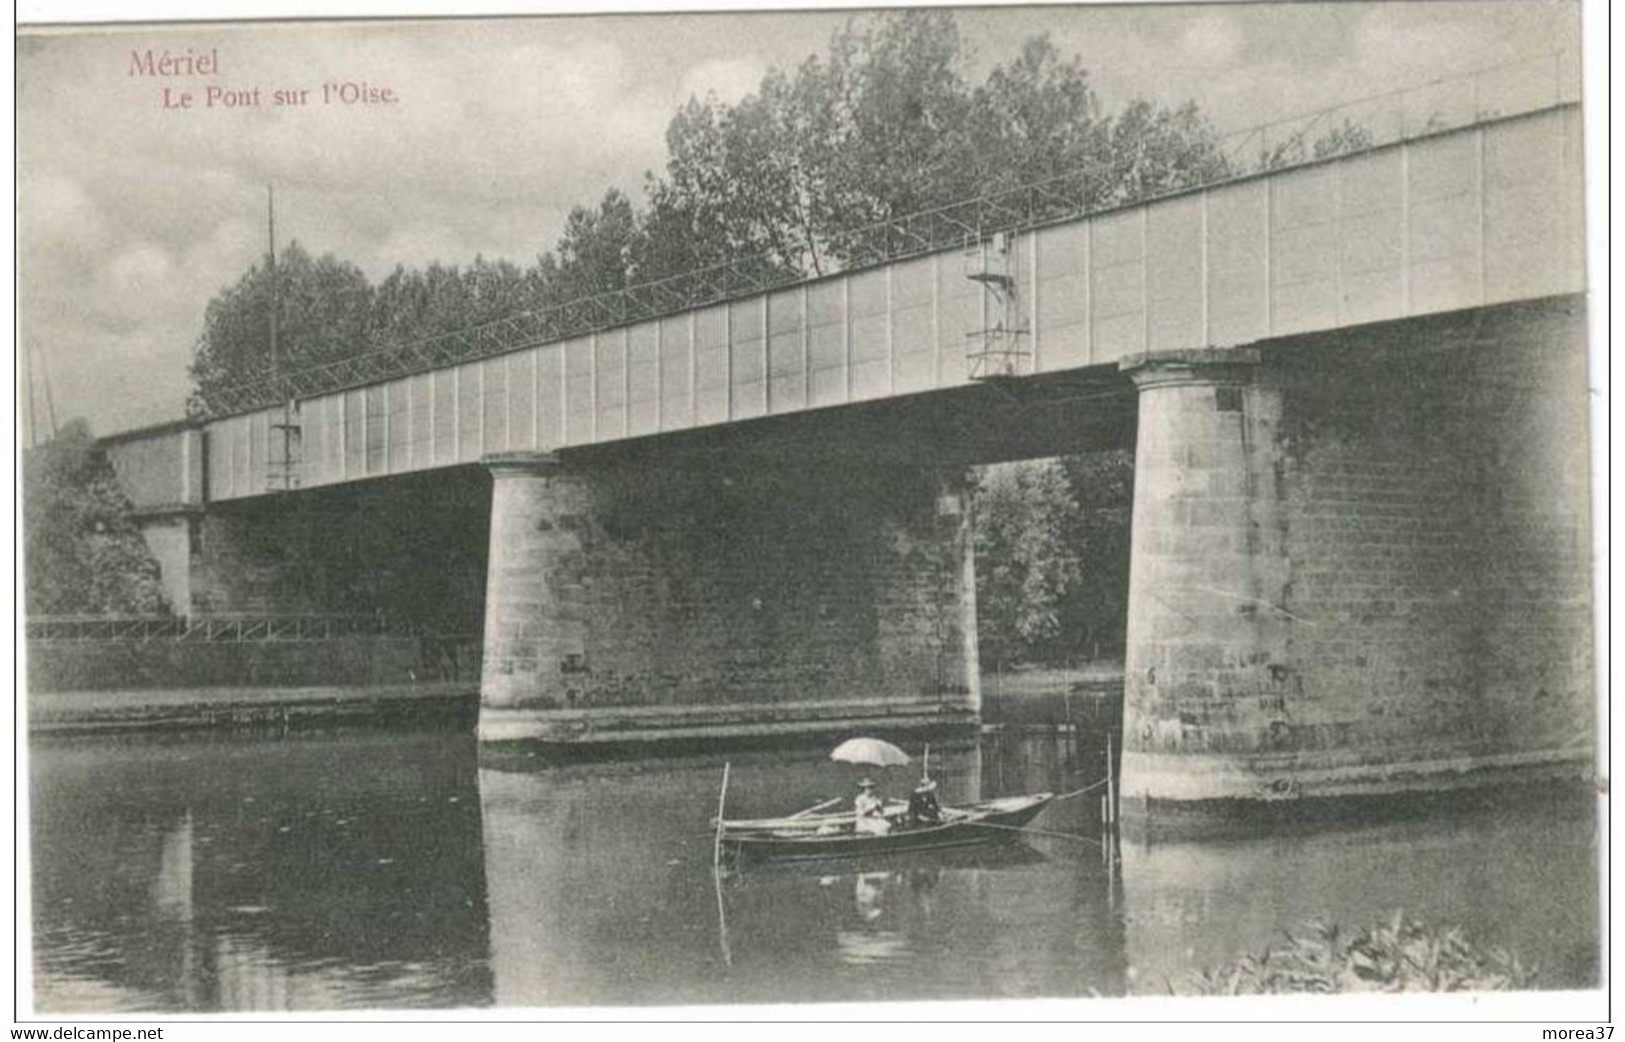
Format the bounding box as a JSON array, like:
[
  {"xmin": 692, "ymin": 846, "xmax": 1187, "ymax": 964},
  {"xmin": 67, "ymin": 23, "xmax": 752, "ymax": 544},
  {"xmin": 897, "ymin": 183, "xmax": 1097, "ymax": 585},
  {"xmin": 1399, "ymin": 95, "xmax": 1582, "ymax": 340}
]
[
  {"xmin": 28, "ymin": 681, "xmax": 478, "ymax": 734},
  {"xmin": 28, "ymin": 671, "xmax": 1122, "ymax": 740}
]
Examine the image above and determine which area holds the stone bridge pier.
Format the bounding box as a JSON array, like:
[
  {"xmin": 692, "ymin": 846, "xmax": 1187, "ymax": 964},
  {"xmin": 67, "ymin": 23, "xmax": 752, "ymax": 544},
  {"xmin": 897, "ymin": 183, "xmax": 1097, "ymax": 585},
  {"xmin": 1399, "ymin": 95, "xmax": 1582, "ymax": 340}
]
[
  {"xmin": 1118, "ymin": 301, "xmax": 1593, "ymax": 835},
  {"xmin": 477, "ymin": 449, "xmax": 980, "ymax": 747}
]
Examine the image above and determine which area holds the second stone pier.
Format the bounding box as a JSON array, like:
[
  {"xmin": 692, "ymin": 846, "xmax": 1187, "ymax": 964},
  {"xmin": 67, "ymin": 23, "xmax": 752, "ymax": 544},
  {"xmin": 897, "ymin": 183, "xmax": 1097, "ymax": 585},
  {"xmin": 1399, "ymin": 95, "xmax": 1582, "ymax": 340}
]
[{"xmin": 478, "ymin": 450, "xmax": 980, "ymax": 746}]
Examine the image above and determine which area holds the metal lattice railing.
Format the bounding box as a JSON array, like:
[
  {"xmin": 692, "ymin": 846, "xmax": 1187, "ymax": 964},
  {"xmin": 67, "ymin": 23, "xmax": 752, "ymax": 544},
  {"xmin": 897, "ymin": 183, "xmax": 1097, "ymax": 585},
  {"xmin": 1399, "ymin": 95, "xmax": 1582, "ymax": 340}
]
[
  {"xmin": 202, "ymin": 49, "xmax": 1579, "ymax": 418},
  {"xmin": 25, "ymin": 613, "xmax": 435, "ymax": 644}
]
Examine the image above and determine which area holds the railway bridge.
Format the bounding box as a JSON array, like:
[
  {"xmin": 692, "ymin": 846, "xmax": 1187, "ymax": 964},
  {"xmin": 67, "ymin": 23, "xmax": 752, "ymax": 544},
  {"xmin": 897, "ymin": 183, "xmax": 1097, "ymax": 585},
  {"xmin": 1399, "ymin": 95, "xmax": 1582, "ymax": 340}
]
[{"xmin": 97, "ymin": 98, "xmax": 1592, "ymax": 828}]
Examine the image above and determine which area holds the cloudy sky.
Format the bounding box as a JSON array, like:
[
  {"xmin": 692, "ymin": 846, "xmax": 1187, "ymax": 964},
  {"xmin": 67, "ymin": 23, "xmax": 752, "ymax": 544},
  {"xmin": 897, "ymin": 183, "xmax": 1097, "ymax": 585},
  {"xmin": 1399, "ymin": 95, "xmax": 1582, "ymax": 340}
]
[{"xmin": 17, "ymin": 1, "xmax": 1582, "ymax": 436}]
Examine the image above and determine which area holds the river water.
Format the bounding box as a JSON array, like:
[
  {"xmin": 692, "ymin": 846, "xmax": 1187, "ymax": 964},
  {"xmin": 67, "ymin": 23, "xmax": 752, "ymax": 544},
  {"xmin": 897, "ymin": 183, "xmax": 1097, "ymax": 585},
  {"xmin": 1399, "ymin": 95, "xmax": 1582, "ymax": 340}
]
[{"xmin": 28, "ymin": 726, "xmax": 1598, "ymax": 1012}]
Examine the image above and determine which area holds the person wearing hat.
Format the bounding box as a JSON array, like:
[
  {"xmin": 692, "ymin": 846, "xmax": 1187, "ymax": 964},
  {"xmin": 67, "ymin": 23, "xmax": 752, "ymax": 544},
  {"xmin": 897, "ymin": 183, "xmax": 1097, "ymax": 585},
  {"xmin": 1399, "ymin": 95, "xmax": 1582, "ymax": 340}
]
[
  {"xmin": 853, "ymin": 778, "xmax": 891, "ymax": 836},
  {"xmin": 907, "ymin": 778, "xmax": 943, "ymax": 828}
]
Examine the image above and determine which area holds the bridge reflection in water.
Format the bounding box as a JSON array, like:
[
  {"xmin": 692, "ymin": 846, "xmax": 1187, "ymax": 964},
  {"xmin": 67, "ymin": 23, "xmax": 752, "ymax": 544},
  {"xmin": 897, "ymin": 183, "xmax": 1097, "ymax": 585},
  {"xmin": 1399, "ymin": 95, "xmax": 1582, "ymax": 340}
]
[
  {"xmin": 28, "ymin": 727, "xmax": 1595, "ymax": 1012},
  {"xmin": 30, "ymin": 731, "xmax": 496, "ymax": 1012}
]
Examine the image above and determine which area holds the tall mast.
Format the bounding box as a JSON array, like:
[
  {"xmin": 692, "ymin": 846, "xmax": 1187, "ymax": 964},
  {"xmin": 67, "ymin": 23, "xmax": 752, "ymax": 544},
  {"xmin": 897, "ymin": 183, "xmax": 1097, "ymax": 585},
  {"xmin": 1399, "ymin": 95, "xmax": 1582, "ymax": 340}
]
[
  {"xmin": 39, "ymin": 340, "xmax": 59, "ymax": 440},
  {"xmin": 266, "ymin": 186, "xmax": 300, "ymax": 491},
  {"xmin": 23, "ymin": 340, "xmax": 58, "ymax": 446},
  {"xmin": 267, "ymin": 185, "xmax": 278, "ymax": 386},
  {"xmin": 23, "ymin": 340, "xmax": 40, "ymax": 448}
]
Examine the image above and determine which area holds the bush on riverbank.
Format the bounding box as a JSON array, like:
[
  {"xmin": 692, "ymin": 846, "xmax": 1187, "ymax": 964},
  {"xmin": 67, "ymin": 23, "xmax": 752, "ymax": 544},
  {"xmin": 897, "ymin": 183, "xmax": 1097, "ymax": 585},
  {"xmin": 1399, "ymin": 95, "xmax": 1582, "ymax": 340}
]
[
  {"xmin": 24, "ymin": 419, "xmax": 169, "ymax": 616},
  {"xmin": 1184, "ymin": 912, "xmax": 1536, "ymax": 994}
]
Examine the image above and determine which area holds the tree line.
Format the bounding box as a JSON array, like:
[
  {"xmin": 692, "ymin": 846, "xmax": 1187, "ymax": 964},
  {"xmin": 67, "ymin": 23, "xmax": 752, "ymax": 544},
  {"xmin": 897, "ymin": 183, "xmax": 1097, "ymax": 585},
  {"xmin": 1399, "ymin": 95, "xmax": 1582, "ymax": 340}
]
[{"xmin": 189, "ymin": 10, "xmax": 1237, "ymax": 411}]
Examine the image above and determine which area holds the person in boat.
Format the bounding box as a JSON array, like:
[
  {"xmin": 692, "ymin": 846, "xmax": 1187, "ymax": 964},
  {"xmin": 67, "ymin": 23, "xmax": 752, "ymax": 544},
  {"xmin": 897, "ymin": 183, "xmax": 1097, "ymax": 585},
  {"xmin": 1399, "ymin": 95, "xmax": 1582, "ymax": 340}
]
[
  {"xmin": 906, "ymin": 778, "xmax": 943, "ymax": 827},
  {"xmin": 853, "ymin": 778, "xmax": 891, "ymax": 836}
]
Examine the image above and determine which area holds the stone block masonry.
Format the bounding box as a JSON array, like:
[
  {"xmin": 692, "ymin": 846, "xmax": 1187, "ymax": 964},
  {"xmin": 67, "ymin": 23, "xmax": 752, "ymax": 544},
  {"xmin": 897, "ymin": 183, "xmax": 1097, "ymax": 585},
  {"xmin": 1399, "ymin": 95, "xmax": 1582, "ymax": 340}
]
[
  {"xmin": 1118, "ymin": 298, "xmax": 1593, "ymax": 831},
  {"xmin": 479, "ymin": 450, "xmax": 979, "ymax": 744},
  {"xmin": 1276, "ymin": 301, "xmax": 1592, "ymax": 768}
]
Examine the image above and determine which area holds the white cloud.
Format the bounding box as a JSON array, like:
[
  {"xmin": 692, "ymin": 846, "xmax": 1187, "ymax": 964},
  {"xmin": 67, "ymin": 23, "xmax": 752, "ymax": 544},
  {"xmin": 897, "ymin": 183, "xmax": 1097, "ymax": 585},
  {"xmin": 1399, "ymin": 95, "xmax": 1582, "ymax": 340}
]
[
  {"xmin": 1179, "ymin": 12, "xmax": 1242, "ymax": 66},
  {"xmin": 105, "ymin": 244, "xmax": 174, "ymax": 301},
  {"xmin": 20, "ymin": 173, "xmax": 107, "ymax": 241}
]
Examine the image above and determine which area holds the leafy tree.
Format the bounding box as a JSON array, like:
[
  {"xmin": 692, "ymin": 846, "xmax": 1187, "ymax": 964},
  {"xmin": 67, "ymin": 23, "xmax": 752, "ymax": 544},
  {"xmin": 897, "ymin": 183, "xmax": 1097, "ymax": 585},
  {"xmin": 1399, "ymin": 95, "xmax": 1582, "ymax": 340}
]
[
  {"xmin": 964, "ymin": 35, "xmax": 1108, "ymax": 196},
  {"xmin": 371, "ymin": 256, "xmax": 535, "ymax": 345},
  {"xmin": 652, "ymin": 14, "xmax": 1232, "ymax": 272},
  {"xmin": 23, "ymin": 419, "xmax": 169, "ymax": 616},
  {"xmin": 973, "ymin": 458, "xmax": 1081, "ymax": 663},
  {"xmin": 189, "ymin": 241, "xmax": 373, "ymax": 412},
  {"xmin": 813, "ymin": 10, "xmax": 980, "ymax": 259},
  {"xmin": 1096, "ymin": 98, "xmax": 1231, "ymax": 204},
  {"xmin": 972, "ymin": 449, "xmax": 1134, "ymax": 666},
  {"xmin": 536, "ymin": 189, "xmax": 646, "ymax": 301},
  {"xmin": 1055, "ymin": 449, "xmax": 1134, "ymax": 659}
]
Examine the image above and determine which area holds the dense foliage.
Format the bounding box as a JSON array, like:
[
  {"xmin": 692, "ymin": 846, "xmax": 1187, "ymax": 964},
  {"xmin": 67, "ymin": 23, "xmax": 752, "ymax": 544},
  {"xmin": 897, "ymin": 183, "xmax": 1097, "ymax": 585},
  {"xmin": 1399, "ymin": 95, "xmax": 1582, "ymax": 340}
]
[
  {"xmin": 24, "ymin": 419, "xmax": 170, "ymax": 616},
  {"xmin": 644, "ymin": 16, "xmax": 1226, "ymax": 276},
  {"xmin": 973, "ymin": 450, "xmax": 1132, "ymax": 666},
  {"xmin": 1183, "ymin": 913, "xmax": 1537, "ymax": 995},
  {"xmin": 188, "ymin": 10, "xmax": 1234, "ymax": 410}
]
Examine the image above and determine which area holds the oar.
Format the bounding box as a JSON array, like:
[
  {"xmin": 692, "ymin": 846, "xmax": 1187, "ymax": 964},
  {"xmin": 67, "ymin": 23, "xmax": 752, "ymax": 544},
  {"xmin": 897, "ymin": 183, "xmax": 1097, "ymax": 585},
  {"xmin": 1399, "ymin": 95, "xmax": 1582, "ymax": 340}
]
[{"xmin": 789, "ymin": 797, "xmax": 843, "ymax": 818}]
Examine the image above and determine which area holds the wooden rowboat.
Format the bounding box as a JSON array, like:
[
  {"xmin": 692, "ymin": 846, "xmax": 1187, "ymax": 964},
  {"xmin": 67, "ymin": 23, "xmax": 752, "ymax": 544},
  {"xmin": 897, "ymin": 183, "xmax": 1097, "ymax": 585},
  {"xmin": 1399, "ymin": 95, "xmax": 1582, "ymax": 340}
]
[{"xmin": 717, "ymin": 792, "xmax": 1055, "ymax": 863}]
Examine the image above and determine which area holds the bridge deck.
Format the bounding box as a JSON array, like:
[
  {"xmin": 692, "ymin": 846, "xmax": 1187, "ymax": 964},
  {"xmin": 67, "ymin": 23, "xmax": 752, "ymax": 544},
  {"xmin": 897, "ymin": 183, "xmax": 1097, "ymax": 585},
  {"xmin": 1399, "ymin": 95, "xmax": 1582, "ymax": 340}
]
[{"xmin": 177, "ymin": 105, "xmax": 1582, "ymax": 503}]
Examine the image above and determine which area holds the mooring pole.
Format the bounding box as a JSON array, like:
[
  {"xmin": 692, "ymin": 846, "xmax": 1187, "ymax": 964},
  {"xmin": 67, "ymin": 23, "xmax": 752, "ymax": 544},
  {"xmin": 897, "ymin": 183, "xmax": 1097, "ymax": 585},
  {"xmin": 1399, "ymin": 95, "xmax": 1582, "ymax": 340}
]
[
  {"xmin": 1106, "ymin": 731, "xmax": 1117, "ymax": 827},
  {"xmin": 712, "ymin": 762, "xmax": 731, "ymax": 871},
  {"xmin": 711, "ymin": 761, "xmax": 733, "ymax": 967}
]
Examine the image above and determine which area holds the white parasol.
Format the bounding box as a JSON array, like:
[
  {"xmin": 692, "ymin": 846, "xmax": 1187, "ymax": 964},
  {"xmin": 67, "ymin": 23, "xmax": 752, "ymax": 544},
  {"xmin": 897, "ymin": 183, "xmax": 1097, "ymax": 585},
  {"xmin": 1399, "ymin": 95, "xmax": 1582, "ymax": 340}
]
[{"xmin": 828, "ymin": 737, "xmax": 911, "ymax": 768}]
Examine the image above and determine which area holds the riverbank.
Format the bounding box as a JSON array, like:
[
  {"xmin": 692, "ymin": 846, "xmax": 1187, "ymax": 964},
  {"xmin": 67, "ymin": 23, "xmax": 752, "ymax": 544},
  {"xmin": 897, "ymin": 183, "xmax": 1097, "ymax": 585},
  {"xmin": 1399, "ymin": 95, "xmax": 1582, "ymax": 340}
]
[
  {"xmin": 980, "ymin": 663, "xmax": 1123, "ymax": 731},
  {"xmin": 27, "ymin": 681, "xmax": 477, "ymax": 734},
  {"xmin": 980, "ymin": 662, "xmax": 1123, "ymax": 698},
  {"xmin": 25, "ymin": 663, "xmax": 1122, "ymax": 737}
]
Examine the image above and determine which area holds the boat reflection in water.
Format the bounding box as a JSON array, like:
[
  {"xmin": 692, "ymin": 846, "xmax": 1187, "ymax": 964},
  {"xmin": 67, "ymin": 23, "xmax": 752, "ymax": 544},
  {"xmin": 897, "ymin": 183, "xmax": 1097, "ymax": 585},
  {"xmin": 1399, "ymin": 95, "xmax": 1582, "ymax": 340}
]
[
  {"xmin": 837, "ymin": 872, "xmax": 907, "ymax": 964},
  {"xmin": 29, "ymin": 727, "xmax": 1596, "ymax": 1011},
  {"xmin": 818, "ymin": 846, "xmax": 1057, "ymax": 970}
]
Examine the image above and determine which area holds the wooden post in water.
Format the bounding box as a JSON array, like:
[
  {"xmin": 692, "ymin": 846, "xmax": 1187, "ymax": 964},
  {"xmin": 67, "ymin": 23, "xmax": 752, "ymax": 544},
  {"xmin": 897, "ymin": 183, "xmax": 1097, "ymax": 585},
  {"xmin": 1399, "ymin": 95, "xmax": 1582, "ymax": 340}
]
[
  {"xmin": 712, "ymin": 762, "xmax": 731, "ymax": 871},
  {"xmin": 1105, "ymin": 793, "xmax": 1118, "ymax": 864},
  {"xmin": 1106, "ymin": 732, "xmax": 1117, "ymax": 826}
]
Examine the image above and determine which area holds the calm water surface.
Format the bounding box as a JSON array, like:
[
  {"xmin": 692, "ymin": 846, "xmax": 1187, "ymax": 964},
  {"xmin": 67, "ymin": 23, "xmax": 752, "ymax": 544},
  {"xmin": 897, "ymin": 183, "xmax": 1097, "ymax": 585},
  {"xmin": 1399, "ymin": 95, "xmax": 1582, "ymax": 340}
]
[{"xmin": 30, "ymin": 726, "xmax": 1598, "ymax": 1011}]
